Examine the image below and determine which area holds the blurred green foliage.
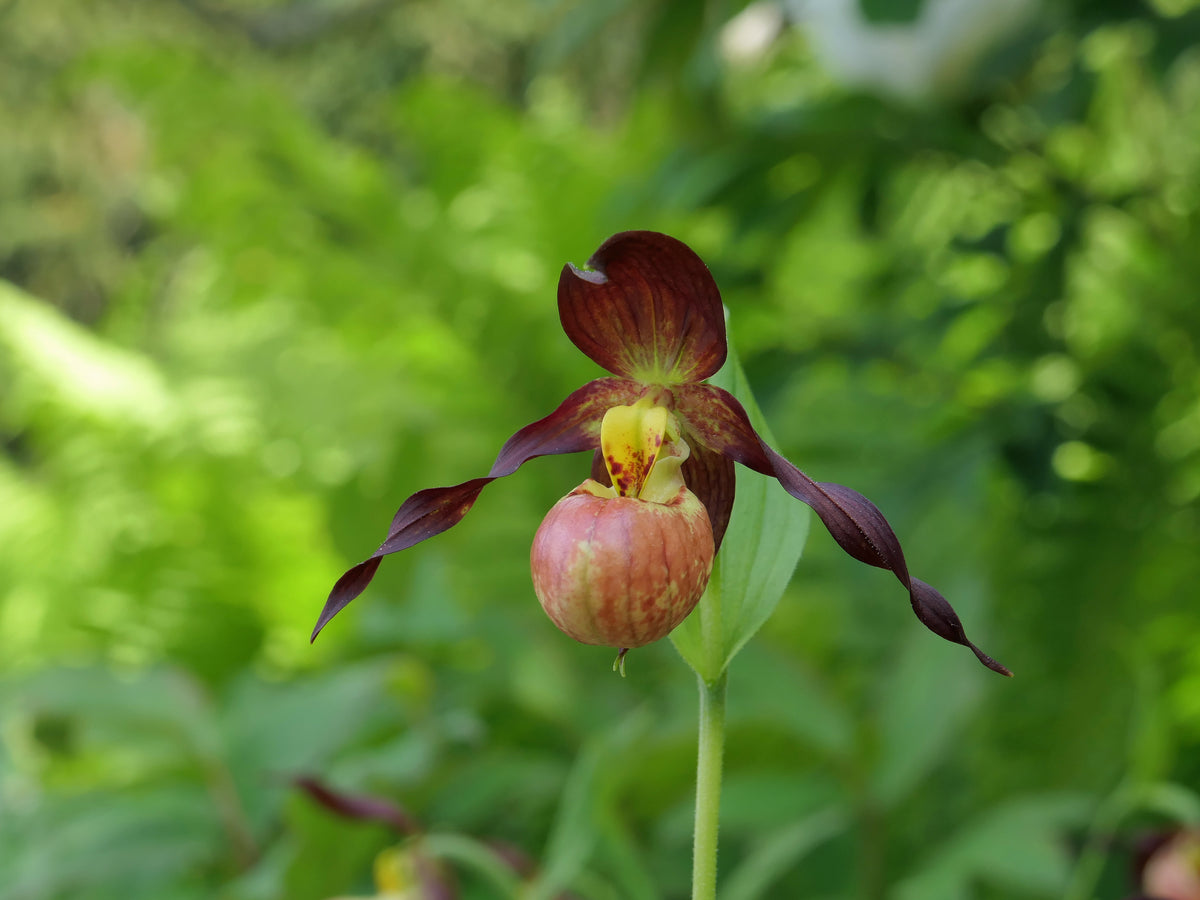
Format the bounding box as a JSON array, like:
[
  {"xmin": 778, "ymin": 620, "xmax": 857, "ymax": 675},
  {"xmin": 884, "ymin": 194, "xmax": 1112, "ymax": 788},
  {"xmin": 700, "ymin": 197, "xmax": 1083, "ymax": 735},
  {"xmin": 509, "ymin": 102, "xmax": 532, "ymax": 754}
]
[{"xmin": 3, "ymin": 0, "xmax": 1200, "ymax": 897}]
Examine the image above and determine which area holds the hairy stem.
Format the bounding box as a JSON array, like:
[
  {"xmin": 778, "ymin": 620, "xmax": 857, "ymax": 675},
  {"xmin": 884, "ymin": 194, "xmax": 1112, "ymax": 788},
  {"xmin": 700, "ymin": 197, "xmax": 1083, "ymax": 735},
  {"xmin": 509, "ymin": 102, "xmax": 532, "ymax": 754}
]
[{"xmin": 692, "ymin": 670, "xmax": 728, "ymax": 900}]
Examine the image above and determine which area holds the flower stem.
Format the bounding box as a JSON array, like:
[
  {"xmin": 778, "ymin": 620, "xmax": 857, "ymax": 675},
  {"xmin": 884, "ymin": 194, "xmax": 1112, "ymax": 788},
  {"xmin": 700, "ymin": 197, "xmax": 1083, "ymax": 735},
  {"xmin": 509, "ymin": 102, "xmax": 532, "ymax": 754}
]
[{"xmin": 692, "ymin": 670, "xmax": 728, "ymax": 900}]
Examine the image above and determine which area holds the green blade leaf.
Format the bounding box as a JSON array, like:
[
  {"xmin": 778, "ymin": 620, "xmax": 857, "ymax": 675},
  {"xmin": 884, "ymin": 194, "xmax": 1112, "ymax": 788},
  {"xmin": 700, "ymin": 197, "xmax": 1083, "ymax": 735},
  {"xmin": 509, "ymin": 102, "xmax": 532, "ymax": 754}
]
[
  {"xmin": 894, "ymin": 794, "xmax": 1092, "ymax": 900},
  {"xmin": 722, "ymin": 809, "xmax": 847, "ymax": 900},
  {"xmin": 526, "ymin": 711, "xmax": 651, "ymax": 900},
  {"xmin": 671, "ymin": 325, "xmax": 809, "ymax": 682},
  {"xmin": 869, "ymin": 612, "xmax": 983, "ymax": 807}
]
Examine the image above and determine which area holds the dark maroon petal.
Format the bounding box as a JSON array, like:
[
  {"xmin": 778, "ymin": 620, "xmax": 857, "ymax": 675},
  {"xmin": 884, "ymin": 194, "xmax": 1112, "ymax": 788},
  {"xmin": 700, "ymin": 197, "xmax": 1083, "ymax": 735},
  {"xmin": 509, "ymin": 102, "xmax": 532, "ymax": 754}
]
[
  {"xmin": 674, "ymin": 383, "xmax": 770, "ymax": 470},
  {"xmin": 293, "ymin": 775, "xmax": 420, "ymax": 834},
  {"xmin": 558, "ymin": 231, "xmax": 727, "ymax": 383},
  {"xmin": 489, "ymin": 377, "xmax": 641, "ymax": 478},
  {"xmin": 681, "ymin": 443, "xmax": 736, "ymax": 553},
  {"xmin": 909, "ymin": 578, "xmax": 1012, "ymax": 675},
  {"xmin": 676, "ymin": 383, "xmax": 1011, "ymax": 676},
  {"xmin": 312, "ymin": 378, "xmax": 642, "ymax": 641}
]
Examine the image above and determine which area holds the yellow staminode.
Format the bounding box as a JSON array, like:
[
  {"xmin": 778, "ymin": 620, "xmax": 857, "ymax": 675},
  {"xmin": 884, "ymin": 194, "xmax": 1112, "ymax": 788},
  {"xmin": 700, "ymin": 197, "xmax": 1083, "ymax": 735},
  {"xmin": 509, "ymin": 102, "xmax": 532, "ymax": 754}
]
[
  {"xmin": 373, "ymin": 845, "xmax": 413, "ymax": 894},
  {"xmin": 600, "ymin": 398, "xmax": 690, "ymax": 504}
]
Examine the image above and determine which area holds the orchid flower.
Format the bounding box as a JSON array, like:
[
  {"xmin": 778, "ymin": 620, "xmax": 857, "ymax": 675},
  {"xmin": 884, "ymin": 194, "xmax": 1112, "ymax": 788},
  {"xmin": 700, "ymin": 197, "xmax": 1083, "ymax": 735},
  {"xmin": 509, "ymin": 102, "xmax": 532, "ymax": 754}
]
[{"xmin": 312, "ymin": 231, "xmax": 1009, "ymax": 677}]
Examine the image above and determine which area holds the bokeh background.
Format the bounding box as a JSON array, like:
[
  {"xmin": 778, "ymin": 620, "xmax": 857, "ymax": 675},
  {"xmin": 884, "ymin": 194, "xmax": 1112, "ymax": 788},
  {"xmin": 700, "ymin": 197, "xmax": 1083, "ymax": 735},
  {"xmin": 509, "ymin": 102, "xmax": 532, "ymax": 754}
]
[{"xmin": 3, "ymin": 0, "xmax": 1200, "ymax": 897}]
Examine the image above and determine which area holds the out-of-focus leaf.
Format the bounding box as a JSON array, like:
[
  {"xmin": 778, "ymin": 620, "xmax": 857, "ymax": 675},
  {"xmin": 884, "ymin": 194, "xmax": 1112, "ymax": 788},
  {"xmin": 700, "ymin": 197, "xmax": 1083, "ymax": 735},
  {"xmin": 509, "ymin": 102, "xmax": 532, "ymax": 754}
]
[
  {"xmin": 722, "ymin": 808, "xmax": 847, "ymax": 900},
  {"xmin": 715, "ymin": 772, "xmax": 846, "ymax": 837},
  {"xmin": 428, "ymin": 749, "xmax": 562, "ymax": 832},
  {"xmin": 893, "ymin": 794, "xmax": 1092, "ymax": 900},
  {"xmin": 1142, "ymin": 781, "xmax": 1200, "ymax": 825},
  {"xmin": 421, "ymin": 834, "xmax": 523, "ymax": 897},
  {"xmin": 594, "ymin": 806, "xmax": 662, "ymax": 900},
  {"xmin": 731, "ymin": 648, "xmax": 855, "ymax": 760},
  {"xmin": 526, "ymin": 710, "xmax": 651, "ymax": 900},
  {"xmin": 0, "ymin": 281, "xmax": 174, "ymax": 431},
  {"xmin": 869, "ymin": 584, "xmax": 987, "ymax": 807},
  {"xmin": 11, "ymin": 665, "xmax": 222, "ymax": 762},
  {"xmin": 222, "ymin": 660, "xmax": 394, "ymax": 833},
  {"xmin": 0, "ymin": 785, "xmax": 222, "ymax": 900},
  {"xmin": 859, "ymin": 0, "xmax": 925, "ymax": 24}
]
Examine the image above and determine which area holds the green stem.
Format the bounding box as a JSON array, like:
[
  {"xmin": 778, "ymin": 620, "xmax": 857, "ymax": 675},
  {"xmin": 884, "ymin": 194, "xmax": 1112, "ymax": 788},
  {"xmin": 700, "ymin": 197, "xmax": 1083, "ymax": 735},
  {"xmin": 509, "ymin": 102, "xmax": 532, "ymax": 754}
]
[{"xmin": 692, "ymin": 670, "xmax": 728, "ymax": 900}]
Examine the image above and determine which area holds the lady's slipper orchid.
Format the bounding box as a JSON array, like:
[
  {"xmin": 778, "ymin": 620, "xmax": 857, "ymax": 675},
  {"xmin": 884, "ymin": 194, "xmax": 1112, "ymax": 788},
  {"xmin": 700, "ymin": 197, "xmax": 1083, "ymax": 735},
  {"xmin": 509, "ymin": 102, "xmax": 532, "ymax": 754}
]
[
  {"xmin": 313, "ymin": 231, "xmax": 1010, "ymax": 677},
  {"xmin": 531, "ymin": 397, "xmax": 715, "ymax": 650}
]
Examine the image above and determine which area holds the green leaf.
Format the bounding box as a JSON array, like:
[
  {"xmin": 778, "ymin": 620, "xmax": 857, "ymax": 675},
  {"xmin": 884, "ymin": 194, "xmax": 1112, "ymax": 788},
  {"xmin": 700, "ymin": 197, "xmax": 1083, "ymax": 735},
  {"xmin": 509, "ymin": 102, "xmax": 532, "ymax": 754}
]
[
  {"xmin": 869, "ymin": 583, "xmax": 984, "ymax": 807},
  {"xmin": 526, "ymin": 711, "xmax": 652, "ymax": 900},
  {"xmin": 221, "ymin": 660, "xmax": 395, "ymax": 833},
  {"xmin": 593, "ymin": 806, "xmax": 662, "ymax": 900},
  {"xmin": 893, "ymin": 794, "xmax": 1092, "ymax": 899},
  {"xmin": 859, "ymin": 0, "xmax": 925, "ymax": 25},
  {"xmin": 722, "ymin": 808, "xmax": 847, "ymax": 900},
  {"xmin": 0, "ymin": 786, "xmax": 222, "ymax": 900},
  {"xmin": 1141, "ymin": 780, "xmax": 1200, "ymax": 825},
  {"xmin": 732, "ymin": 651, "xmax": 855, "ymax": 759},
  {"xmin": 421, "ymin": 833, "xmax": 523, "ymax": 898},
  {"xmin": 671, "ymin": 328, "xmax": 809, "ymax": 682}
]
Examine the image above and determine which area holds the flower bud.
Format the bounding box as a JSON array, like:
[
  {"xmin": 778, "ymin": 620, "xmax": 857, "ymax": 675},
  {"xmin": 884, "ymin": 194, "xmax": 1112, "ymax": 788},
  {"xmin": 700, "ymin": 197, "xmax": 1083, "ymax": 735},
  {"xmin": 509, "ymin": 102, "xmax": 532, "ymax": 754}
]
[{"xmin": 529, "ymin": 399, "xmax": 715, "ymax": 649}]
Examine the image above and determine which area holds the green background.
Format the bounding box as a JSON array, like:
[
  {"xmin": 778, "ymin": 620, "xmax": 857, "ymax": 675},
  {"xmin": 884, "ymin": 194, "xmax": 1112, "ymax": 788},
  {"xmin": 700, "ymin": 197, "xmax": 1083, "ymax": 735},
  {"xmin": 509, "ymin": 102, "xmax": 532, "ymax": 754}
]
[{"xmin": 2, "ymin": 0, "xmax": 1200, "ymax": 897}]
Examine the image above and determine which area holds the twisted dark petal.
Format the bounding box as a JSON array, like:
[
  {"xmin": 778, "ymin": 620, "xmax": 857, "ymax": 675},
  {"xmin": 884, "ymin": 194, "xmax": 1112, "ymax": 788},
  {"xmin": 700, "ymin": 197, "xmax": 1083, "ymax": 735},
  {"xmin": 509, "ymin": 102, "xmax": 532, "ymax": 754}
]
[
  {"xmin": 676, "ymin": 382, "xmax": 1011, "ymax": 676},
  {"xmin": 489, "ymin": 377, "xmax": 642, "ymax": 477},
  {"xmin": 788, "ymin": 477, "xmax": 905, "ymax": 572},
  {"xmin": 558, "ymin": 231, "xmax": 727, "ymax": 383},
  {"xmin": 293, "ymin": 775, "xmax": 419, "ymax": 834},
  {"xmin": 909, "ymin": 578, "xmax": 1012, "ymax": 675},
  {"xmin": 312, "ymin": 377, "xmax": 643, "ymax": 640}
]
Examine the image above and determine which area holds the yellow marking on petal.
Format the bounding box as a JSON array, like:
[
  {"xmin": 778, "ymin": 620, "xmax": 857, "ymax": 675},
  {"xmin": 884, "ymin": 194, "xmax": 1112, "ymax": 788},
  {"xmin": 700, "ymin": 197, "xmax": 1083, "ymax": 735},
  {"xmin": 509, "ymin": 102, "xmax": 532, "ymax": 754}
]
[
  {"xmin": 600, "ymin": 399, "xmax": 668, "ymax": 497},
  {"xmin": 640, "ymin": 432, "xmax": 689, "ymax": 503},
  {"xmin": 599, "ymin": 398, "xmax": 692, "ymax": 503},
  {"xmin": 374, "ymin": 846, "xmax": 412, "ymax": 893}
]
